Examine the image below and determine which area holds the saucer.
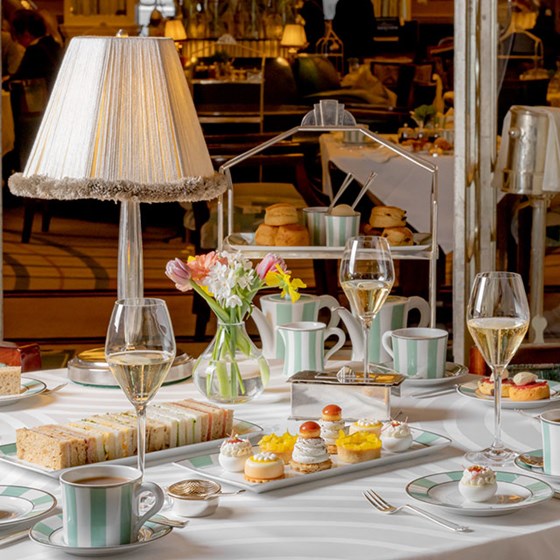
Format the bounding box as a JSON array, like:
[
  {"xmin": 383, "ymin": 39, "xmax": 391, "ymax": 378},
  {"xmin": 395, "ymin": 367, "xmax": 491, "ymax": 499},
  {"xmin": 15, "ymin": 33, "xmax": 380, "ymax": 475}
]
[
  {"xmin": 406, "ymin": 470, "xmax": 553, "ymax": 517},
  {"xmin": 383, "ymin": 362, "xmax": 468, "ymax": 386},
  {"xmin": 0, "ymin": 486, "xmax": 56, "ymax": 527},
  {"xmin": 0, "ymin": 378, "xmax": 47, "ymax": 407},
  {"xmin": 30, "ymin": 514, "xmax": 172, "ymax": 556},
  {"xmin": 515, "ymin": 449, "xmax": 560, "ymax": 481}
]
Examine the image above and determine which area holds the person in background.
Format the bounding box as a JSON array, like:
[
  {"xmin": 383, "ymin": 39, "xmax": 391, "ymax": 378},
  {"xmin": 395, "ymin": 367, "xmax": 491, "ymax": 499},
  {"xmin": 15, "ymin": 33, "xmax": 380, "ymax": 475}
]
[
  {"xmin": 333, "ymin": 0, "xmax": 376, "ymax": 61},
  {"xmin": 10, "ymin": 9, "xmax": 62, "ymax": 90},
  {"xmin": 299, "ymin": 0, "xmax": 325, "ymax": 53},
  {"xmin": 2, "ymin": 28, "xmax": 24, "ymax": 79}
]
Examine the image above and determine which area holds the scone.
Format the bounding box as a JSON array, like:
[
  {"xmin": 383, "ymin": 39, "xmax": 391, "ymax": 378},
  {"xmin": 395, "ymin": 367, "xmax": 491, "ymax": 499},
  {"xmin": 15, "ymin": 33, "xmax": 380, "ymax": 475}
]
[
  {"xmin": 509, "ymin": 372, "xmax": 550, "ymax": 401},
  {"xmin": 290, "ymin": 421, "xmax": 332, "ymax": 473},
  {"xmin": 336, "ymin": 431, "xmax": 381, "ymax": 463},
  {"xmin": 369, "ymin": 206, "xmax": 406, "ymax": 228},
  {"xmin": 276, "ymin": 224, "xmax": 309, "ymax": 246},
  {"xmin": 258, "ymin": 432, "xmax": 297, "ymax": 464},
  {"xmin": 255, "ymin": 223, "xmax": 278, "ymax": 246},
  {"xmin": 319, "ymin": 404, "xmax": 346, "ymax": 454},
  {"xmin": 264, "ymin": 203, "xmax": 298, "ymax": 226},
  {"xmin": 244, "ymin": 452, "xmax": 285, "ymax": 483},
  {"xmin": 382, "ymin": 226, "xmax": 414, "ymax": 246},
  {"xmin": 477, "ymin": 376, "xmax": 513, "ymax": 397}
]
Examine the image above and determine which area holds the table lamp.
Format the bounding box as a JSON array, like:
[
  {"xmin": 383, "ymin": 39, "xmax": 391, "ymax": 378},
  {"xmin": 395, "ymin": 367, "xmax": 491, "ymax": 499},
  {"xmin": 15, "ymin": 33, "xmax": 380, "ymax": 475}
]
[
  {"xmin": 8, "ymin": 36, "xmax": 226, "ymax": 386},
  {"xmin": 165, "ymin": 18, "xmax": 188, "ymax": 42},
  {"xmin": 8, "ymin": 36, "xmax": 226, "ymax": 301},
  {"xmin": 281, "ymin": 24, "xmax": 308, "ymax": 58}
]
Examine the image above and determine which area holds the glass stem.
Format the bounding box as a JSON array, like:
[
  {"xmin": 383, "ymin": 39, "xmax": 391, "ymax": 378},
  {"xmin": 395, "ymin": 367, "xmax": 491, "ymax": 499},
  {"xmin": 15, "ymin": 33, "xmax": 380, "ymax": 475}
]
[
  {"xmin": 491, "ymin": 366, "xmax": 504, "ymax": 451},
  {"xmin": 363, "ymin": 324, "xmax": 370, "ymax": 377},
  {"xmin": 136, "ymin": 404, "xmax": 147, "ymax": 479}
]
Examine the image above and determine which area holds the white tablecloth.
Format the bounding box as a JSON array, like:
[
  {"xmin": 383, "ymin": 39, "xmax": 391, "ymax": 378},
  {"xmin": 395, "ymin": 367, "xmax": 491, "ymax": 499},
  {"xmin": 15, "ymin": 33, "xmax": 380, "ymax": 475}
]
[
  {"xmin": 320, "ymin": 134, "xmax": 455, "ymax": 254},
  {"xmin": 0, "ymin": 365, "xmax": 557, "ymax": 560}
]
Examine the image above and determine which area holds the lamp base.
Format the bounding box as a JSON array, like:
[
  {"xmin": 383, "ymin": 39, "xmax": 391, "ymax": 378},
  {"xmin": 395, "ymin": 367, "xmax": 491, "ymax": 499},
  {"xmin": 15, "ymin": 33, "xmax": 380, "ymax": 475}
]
[{"xmin": 67, "ymin": 348, "xmax": 192, "ymax": 387}]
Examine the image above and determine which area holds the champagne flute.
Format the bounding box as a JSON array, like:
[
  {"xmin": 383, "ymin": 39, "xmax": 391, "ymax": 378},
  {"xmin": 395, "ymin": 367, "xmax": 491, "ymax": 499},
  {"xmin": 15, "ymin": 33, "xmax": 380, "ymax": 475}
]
[
  {"xmin": 340, "ymin": 236, "xmax": 395, "ymax": 377},
  {"xmin": 105, "ymin": 298, "xmax": 176, "ymax": 477},
  {"xmin": 466, "ymin": 271, "xmax": 529, "ymax": 466}
]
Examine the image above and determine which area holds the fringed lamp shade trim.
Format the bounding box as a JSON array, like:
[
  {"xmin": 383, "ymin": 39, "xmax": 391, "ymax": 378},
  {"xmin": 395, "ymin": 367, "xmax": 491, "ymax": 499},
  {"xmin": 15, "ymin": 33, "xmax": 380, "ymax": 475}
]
[
  {"xmin": 8, "ymin": 172, "xmax": 227, "ymax": 202},
  {"xmin": 10, "ymin": 37, "xmax": 218, "ymax": 202}
]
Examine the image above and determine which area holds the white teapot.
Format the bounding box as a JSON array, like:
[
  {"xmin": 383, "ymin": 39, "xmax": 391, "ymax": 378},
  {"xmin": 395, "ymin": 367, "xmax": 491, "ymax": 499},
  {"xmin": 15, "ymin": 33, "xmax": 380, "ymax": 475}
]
[{"xmin": 250, "ymin": 293, "xmax": 340, "ymax": 359}]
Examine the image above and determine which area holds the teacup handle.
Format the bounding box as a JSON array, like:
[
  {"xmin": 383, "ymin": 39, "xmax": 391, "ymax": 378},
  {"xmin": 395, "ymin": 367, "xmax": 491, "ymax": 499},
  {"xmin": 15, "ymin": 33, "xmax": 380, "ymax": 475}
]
[
  {"xmin": 324, "ymin": 327, "xmax": 346, "ymax": 361},
  {"xmin": 318, "ymin": 295, "xmax": 341, "ymax": 330},
  {"xmin": 381, "ymin": 330, "xmax": 395, "ymax": 359},
  {"xmin": 133, "ymin": 481, "xmax": 165, "ymax": 538},
  {"xmin": 406, "ymin": 296, "xmax": 431, "ymax": 328}
]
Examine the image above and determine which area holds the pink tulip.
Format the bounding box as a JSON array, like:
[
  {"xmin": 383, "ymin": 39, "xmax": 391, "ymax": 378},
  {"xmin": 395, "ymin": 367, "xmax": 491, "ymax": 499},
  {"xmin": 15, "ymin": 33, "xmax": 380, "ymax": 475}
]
[
  {"xmin": 256, "ymin": 253, "xmax": 288, "ymax": 280},
  {"xmin": 165, "ymin": 258, "xmax": 192, "ymax": 292}
]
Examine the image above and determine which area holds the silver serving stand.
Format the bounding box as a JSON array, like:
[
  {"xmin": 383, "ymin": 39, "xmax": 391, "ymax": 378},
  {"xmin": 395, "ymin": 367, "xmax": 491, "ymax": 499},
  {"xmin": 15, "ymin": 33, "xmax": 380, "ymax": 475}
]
[{"xmin": 216, "ymin": 100, "xmax": 440, "ymax": 326}]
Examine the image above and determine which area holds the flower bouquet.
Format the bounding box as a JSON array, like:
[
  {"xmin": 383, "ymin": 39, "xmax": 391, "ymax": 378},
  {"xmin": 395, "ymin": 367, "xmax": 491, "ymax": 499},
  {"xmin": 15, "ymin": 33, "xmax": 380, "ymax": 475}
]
[{"xmin": 166, "ymin": 252, "xmax": 305, "ymax": 403}]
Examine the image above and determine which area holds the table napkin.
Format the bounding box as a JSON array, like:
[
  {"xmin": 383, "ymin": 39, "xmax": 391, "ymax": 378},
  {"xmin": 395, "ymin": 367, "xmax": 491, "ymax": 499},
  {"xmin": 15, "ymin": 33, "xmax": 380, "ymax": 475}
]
[{"xmin": 494, "ymin": 106, "xmax": 560, "ymax": 192}]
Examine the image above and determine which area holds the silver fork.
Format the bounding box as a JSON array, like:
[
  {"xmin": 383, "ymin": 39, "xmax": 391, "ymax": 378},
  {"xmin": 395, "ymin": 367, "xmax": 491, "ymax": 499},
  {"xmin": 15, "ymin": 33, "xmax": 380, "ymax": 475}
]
[{"xmin": 363, "ymin": 490, "xmax": 472, "ymax": 533}]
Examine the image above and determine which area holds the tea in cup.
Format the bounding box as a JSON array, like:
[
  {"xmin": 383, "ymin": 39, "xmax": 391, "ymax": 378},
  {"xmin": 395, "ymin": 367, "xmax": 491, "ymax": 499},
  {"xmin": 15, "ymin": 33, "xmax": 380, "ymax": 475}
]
[
  {"xmin": 277, "ymin": 321, "xmax": 345, "ymax": 378},
  {"xmin": 381, "ymin": 327, "xmax": 448, "ymax": 379},
  {"xmin": 540, "ymin": 410, "xmax": 560, "ymax": 475},
  {"xmin": 60, "ymin": 464, "xmax": 165, "ymax": 547}
]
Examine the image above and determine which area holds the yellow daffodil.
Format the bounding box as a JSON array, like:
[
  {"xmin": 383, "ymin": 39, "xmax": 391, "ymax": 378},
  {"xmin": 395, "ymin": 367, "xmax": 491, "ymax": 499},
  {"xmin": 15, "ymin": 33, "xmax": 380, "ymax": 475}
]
[{"xmin": 265, "ymin": 265, "xmax": 307, "ymax": 302}]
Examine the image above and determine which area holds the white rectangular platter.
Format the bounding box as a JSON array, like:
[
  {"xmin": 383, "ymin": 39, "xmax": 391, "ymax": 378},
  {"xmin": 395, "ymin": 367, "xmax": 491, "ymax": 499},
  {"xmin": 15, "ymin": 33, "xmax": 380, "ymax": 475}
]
[
  {"xmin": 175, "ymin": 427, "xmax": 450, "ymax": 493},
  {"xmin": 0, "ymin": 419, "xmax": 262, "ymax": 479}
]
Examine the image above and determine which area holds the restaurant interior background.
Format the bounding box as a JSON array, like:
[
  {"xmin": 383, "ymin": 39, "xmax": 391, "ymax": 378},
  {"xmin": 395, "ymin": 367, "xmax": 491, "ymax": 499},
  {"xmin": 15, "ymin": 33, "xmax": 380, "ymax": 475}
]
[{"xmin": 3, "ymin": 0, "xmax": 560, "ymax": 369}]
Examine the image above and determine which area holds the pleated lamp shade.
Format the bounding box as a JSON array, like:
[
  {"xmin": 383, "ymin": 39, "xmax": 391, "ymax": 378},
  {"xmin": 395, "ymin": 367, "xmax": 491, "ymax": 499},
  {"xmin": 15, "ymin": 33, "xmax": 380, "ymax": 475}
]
[{"xmin": 9, "ymin": 36, "xmax": 225, "ymax": 202}]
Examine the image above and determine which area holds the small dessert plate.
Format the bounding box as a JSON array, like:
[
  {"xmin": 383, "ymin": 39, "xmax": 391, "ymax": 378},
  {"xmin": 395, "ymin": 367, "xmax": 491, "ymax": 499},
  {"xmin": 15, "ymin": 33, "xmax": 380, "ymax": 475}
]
[
  {"xmin": 395, "ymin": 362, "xmax": 469, "ymax": 387},
  {"xmin": 0, "ymin": 378, "xmax": 47, "ymax": 407},
  {"xmin": 514, "ymin": 449, "xmax": 560, "ymax": 481},
  {"xmin": 0, "ymin": 486, "xmax": 56, "ymax": 527},
  {"xmin": 457, "ymin": 379, "xmax": 560, "ymax": 409},
  {"xmin": 30, "ymin": 514, "xmax": 172, "ymax": 557},
  {"xmin": 406, "ymin": 471, "xmax": 553, "ymax": 516}
]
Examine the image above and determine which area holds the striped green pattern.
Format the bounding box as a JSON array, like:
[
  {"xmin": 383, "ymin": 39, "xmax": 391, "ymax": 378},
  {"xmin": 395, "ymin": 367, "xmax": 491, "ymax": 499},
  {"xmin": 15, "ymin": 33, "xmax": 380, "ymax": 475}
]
[{"xmin": 0, "ymin": 486, "xmax": 56, "ymax": 527}]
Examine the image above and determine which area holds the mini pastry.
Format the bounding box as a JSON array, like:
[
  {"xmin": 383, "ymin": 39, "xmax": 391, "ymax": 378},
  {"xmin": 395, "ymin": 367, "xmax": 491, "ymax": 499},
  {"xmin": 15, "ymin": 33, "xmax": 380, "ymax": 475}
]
[
  {"xmin": 319, "ymin": 404, "xmax": 346, "ymax": 454},
  {"xmin": 264, "ymin": 203, "xmax": 298, "ymax": 226},
  {"xmin": 336, "ymin": 431, "xmax": 381, "ymax": 463},
  {"xmin": 477, "ymin": 376, "xmax": 513, "ymax": 397},
  {"xmin": 258, "ymin": 432, "xmax": 297, "ymax": 464},
  {"xmin": 276, "ymin": 224, "xmax": 310, "ymax": 246},
  {"xmin": 244, "ymin": 452, "xmax": 285, "ymax": 483},
  {"xmin": 382, "ymin": 226, "xmax": 414, "ymax": 247},
  {"xmin": 255, "ymin": 223, "xmax": 278, "ymax": 246},
  {"xmin": 218, "ymin": 435, "xmax": 253, "ymax": 472},
  {"xmin": 459, "ymin": 465, "xmax": 497, "ymax": 502},
  {"xmin": 508, "ymin": 372, "xmax": 550, "ymax": 401},
  {"xmin": 369, "ymin": 206, "xmax": 406, "ymax": 229},
  {"xmin": 349, "ymin": 418, "xmax": 383, "ymax": 436},
  {"xmin": 290, "ymin": 421, "xmax": 332, "ymax": 473},
  {"xmin": 381, "ymin": 421, "xmax": 413, "ymax": 452}
]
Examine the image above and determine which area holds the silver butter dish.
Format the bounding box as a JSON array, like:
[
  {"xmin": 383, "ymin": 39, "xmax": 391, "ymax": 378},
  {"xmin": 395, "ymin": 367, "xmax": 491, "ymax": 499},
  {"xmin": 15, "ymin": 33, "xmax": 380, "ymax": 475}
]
[{"xmin": 288, "ymin": 365, "xmax": 405, "ymax": 421}]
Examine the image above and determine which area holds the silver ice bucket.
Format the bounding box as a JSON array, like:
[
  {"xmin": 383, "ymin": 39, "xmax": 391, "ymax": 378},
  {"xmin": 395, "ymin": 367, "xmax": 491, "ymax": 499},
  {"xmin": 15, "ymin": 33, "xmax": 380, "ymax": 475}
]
[{"xmin": 502, "ymin": 106, "xmax": 549, "ymax": 195}]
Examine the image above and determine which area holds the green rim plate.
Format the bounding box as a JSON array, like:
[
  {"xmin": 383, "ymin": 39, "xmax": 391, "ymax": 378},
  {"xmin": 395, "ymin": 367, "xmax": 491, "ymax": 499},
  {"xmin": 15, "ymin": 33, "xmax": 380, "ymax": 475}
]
[
  {"xmin": 0, "ymin": 485, "xmax": 56, "ymax": 527},
  {"xmin": 406, "ymin": 470, "xmax": 553, "ymax": 516},
  {"xmin": 0, "ymin": 378, "xmax": 47, "ymax": 406}
]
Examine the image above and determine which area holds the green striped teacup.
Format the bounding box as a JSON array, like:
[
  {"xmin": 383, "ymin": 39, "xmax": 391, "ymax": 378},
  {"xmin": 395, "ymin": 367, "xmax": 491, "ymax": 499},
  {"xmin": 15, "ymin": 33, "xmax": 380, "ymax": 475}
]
[
  {"xmin": 381, "ymin": 327, "xmax": 448, "ymax": 379},
  {"xmin": 325, "ymin": 214, "xmax": 360, "ymax": 247},
  {"xmin": 60, "ymin": 465, "xmax": 164, "ymax": 547},
  {"xmin": 541, "ymin": 410, "xmax": 560, "ymax": 475}
]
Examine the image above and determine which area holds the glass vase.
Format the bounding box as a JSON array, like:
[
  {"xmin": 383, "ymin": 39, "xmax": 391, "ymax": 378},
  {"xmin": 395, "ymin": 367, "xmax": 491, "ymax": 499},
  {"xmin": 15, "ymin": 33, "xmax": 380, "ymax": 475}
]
[{"xmin": 193, "ymin": 321, "xmax": 269, "ymax": 404}]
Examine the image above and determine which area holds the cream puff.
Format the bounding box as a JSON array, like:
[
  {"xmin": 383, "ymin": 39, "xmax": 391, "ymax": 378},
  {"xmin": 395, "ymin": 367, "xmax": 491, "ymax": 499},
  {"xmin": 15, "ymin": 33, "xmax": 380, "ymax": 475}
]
[
  {"xmin": 381, "ymin": 421, "xmax": 413, "ymax": 452},
  {"xmin": 244, "ymin": 452, "xmax": 285, "ymax": 483},
  {"xmin": 290, "ymin": 421, "xmax": 332, "ymax": 473},
  {"xmin": 218, "ymin": 435, "xmax": 253, "ymax": 473},
  {"xmin": 458, "ymin": 465, "xmax": 497, "ymax": 502},
  {"xmin": 319, "ymin": 404, "xmax": 346, "ymax": 454}
]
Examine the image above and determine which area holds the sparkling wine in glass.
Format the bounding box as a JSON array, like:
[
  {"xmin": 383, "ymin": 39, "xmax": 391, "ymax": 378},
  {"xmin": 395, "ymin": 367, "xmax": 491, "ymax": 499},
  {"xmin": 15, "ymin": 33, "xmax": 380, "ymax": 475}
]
[
  {"xmin": 105, "ymin": 298, "xmax": 176, "ymax": 477},
  {"xmin": 465, "ymin": 271, "xmax": 529, "ymax": 466},
  {"xmin": 340, "ymin": 236, "xmax": 395, "ymax": 377}
]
